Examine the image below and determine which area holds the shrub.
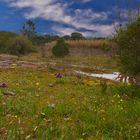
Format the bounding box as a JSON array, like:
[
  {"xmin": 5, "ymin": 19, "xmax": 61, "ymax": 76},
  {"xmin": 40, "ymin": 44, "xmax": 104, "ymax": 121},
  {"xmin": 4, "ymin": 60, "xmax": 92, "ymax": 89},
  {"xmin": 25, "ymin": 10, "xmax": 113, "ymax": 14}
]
[
  {"xmin": 0, "ymin": 31, "xmax": 17, "ymax": 53},
  {"xmin": 100, "ymin": 43, "xmax": 111, "ymax": 52},
  {"xmin": 52, "ymin": 38, "xmax": 69, "ymax": 57},
  {"xmin": 7, "ymin": 36, "xmax": 36, "ymax": 56},
  {"xmin": 114, "ymin": 18, "xmax": 140, "ymax": 84}
]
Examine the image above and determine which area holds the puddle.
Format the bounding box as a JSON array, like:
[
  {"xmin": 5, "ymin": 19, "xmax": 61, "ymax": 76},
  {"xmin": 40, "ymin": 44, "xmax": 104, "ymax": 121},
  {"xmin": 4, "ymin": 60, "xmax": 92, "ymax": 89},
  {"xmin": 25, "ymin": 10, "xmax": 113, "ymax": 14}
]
[{"xmin": 75, "ymin": 70, "xmax": 130, "ymax": 83}]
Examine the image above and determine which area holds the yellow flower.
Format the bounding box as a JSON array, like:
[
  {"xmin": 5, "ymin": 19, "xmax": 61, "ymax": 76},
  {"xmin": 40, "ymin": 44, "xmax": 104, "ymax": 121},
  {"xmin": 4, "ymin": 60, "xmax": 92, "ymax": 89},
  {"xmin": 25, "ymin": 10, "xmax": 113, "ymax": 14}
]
[
  {"xmin": 11, "ymin": 63, "xmax": 17, "ymax": 68},
  {"xmin": 36, "ymin": 82, "xmax": 39, "ymax": 86},
  {"xmin": 16, "ymin": 83, "xmax": 19, "ymax": 86}
]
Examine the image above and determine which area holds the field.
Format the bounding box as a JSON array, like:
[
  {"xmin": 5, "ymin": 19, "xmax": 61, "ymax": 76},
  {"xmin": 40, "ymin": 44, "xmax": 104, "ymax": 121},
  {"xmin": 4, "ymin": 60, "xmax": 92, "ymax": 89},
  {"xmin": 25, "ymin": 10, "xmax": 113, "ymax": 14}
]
[
  {"xmin": 0, "ymin": 39, "xmax": 139, "ymax": 140},
  {"xmin": 21, "ymin": 39, "xmax": 117, "ymax": 72},
  {"xmin": 1, "ymin": 1, "xmax": 140, "ymax": 139},
  {"xmin": 0, "ymin": 68, "xmax": 140, "ymax": 140}
]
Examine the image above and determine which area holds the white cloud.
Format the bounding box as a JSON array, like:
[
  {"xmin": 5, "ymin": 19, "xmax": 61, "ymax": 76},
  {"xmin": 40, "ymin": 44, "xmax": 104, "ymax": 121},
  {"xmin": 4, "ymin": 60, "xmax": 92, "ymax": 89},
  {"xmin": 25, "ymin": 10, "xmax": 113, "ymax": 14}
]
[
  {"xmin": 52, "ymin": 26, "xmax": 94, "ymax": 37},
  {"xmin": 52, "ymin": 23, "xmax": 115, "ymax": 37},
  {"xmin": 5, "ymin": 0, "xmax": 115, "ymax": 37},
  {"xmin": 52, "ymin": 26, "xmax": 75, "ymax": 36}
]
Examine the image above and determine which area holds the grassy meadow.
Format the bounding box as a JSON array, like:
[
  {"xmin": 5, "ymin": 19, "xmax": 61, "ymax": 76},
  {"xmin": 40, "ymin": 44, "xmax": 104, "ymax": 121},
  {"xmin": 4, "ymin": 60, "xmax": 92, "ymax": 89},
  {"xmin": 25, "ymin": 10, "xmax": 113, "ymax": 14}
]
[
  {"xmin": 0, "ymin": 1, "xmax": 140, "ymax": 139},
  {"xmin": 0, "ymin": 38, "xmax": 139, "ymax": 140},
  {"xmin": 0, "ymin": 68, "xmax": 140, "ymax": 140}
]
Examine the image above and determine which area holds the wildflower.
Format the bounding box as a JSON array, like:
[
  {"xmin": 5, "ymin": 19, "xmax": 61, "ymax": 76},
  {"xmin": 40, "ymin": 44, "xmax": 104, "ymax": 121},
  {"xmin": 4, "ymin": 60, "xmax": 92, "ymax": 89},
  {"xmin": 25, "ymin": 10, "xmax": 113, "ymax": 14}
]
[
  {"xmin": 0, "ymin": 83, "xmax": 7, "ymax": 88},
  {"xmin": 111, "ymin": 100, "xmax": 114, "ymax": 103},
  {"xmin": 120, "ymin": 107, "xmax": 123, "ymax": 110},
  {"xmin": 103, "ymin": 117, "xmax": 105, "ymax": 121},
  {"xmin": 36, "ymin": 82, "xmax": 39, "ymax": 86},
  {"xmin": 16, "ymin": 83, "xmax": 19, "ymax": 86},
  {"xmin": 11, "ymin": 63, "xmax": 17, "ymax": 68},
  {"xmin": 117, "ymin": 94, "xmax": 120, "ymax": 98},
  {"xmin": 2, "ymin": 102, "xmax": 6, "ymax": 105},
  {"xmin": 35, "ymin": 94, "xmax": 39, "ymax": 97},
  {"xmin": 100, "ymin": 109, "xmax": 105, "ymax": 113},
  {"xmin": 56, "ymin": 73, "xmax": 62, "ymax": 78}
]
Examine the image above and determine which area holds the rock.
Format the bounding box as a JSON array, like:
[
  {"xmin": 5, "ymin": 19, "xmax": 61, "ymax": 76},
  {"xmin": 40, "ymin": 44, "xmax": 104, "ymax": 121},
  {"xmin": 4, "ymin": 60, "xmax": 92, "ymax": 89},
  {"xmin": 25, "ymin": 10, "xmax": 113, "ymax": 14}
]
[{"xmin": 2, "ymin": 91, "xmax": 16, "ymax": 96}]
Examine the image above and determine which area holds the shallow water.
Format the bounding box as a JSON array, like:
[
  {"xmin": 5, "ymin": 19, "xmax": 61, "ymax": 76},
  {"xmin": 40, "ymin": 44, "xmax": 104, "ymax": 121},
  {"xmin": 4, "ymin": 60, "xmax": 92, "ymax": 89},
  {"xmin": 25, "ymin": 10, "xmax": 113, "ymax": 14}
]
[{"xmin": 75, "ymin": 70, "xmax": 128, "ymax": 82}]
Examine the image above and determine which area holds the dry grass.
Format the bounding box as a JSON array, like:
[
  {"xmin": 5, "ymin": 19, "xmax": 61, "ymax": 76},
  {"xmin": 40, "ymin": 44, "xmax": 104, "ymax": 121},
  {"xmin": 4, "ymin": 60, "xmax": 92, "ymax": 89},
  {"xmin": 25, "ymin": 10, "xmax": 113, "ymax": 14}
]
[{"xmin": 66, "ymin": 39, "xmax": 111, "ymax": 48}]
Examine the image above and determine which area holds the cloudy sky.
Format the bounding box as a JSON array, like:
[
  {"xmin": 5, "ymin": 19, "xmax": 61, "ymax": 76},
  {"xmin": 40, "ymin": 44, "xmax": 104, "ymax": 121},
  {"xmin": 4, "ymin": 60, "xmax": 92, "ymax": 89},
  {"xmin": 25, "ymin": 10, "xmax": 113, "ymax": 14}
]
[{"xmin": 0, "ymin": 0, "xmax": 139, "ymax": 37}]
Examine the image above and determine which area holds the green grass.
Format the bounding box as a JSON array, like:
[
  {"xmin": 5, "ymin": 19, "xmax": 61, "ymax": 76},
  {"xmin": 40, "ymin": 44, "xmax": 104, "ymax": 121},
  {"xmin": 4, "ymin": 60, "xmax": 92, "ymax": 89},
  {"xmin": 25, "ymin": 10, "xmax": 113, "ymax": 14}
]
[{"xmin": 0, "ymin": 68, "xmax": 140, "ymax": 140}]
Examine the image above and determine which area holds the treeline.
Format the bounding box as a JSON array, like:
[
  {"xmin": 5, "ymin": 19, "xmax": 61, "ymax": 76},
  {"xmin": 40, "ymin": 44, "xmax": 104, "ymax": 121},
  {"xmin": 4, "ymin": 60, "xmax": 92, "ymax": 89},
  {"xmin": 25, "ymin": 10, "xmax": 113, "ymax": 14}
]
[{"xmin": 0, "ymin": 20, "xmax": 106, "ymax": 56}]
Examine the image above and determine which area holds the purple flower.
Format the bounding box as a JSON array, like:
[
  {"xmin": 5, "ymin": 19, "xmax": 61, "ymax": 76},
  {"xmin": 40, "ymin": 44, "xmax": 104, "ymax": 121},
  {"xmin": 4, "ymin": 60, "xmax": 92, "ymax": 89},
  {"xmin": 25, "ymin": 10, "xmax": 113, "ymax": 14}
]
[
  {"xmin": 56, "ymin": 73, "xmax": 62, "ymax": 78},
  {"xmin": 0, "ymin": 83, "xmax": 7, "ymax": 88}
]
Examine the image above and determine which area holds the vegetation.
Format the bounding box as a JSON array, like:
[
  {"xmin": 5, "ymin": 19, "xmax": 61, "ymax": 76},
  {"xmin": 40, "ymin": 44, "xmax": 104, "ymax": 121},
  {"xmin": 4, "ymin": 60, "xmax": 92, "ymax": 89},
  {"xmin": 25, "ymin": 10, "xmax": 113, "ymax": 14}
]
[
  {"xmin": 21, "ymin": 20, "xmax": 36, "ymax": 39},
  {"xmin": 66, "ymin": 39, "xmax": 112, "ymax": 51},
  {"xmin": 0, "ymin": 31, "xmax": 17, "ymax": 53},
  {"xmin": 52, "ymin": 38, "xmax": 69, "ymax": 57},
  {"xmin": 44, "ymin": 34, "xmax": 60, "ymax": 43},
  {"xmin": 0, "ymin": 68, "xmax": 140, "ymax": 139},
  {"xmin": 7, "ymin": 36, "xmax": 36, "ymax": 56},
  {"xmin": 115, "ymin": 18, "xmax": 140, "ymax": 84},
  {"xmin": 71, "ymin": 32, "xmax": 85, "ymax": 40},
  {"xmin": 0, "ymin": 15, "xmax": 140, "ymax": 140}
]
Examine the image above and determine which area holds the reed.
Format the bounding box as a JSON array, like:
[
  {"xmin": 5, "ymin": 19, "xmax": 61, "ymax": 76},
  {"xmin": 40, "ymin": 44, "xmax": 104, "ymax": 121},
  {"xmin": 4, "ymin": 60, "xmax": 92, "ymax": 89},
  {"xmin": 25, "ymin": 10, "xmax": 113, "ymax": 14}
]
[{"xmin": 66, "ymin": 39, "xmax": 111, "ymax": 48}]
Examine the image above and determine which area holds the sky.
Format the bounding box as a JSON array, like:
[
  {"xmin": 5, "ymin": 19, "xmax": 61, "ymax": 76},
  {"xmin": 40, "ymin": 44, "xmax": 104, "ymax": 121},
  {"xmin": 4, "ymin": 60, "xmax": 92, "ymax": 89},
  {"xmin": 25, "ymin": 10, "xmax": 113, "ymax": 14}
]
[{"xmin": 0, "ymin": 0, "xmax": 139, "ymax": 37}]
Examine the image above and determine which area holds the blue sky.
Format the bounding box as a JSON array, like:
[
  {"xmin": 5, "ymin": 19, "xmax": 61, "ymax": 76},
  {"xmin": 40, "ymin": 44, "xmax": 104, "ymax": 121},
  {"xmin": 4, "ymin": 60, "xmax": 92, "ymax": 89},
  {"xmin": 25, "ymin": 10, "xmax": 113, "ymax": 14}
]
[{"xmin": 0, "ymin": 0, "xmax": 139, "ymax": 37}]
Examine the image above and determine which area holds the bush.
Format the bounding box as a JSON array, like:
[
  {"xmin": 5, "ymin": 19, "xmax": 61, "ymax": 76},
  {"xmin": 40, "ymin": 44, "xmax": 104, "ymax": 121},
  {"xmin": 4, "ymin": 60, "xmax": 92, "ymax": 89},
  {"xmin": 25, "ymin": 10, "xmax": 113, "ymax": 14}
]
[
  {"xmin": 114, "ymin": 18, "xmax": 140, "ymax": 84},
  {"xmin": 0, "ymin": 31, "xmax": 17, "ymax": 53},
  {"xmin": 100, "ymin": 43, "xmax": 111, "ymax": 52},
  {"xmin": 7, "ymin": 36, "xmax": 36, "ymax": 56},
  {"xmin": 52, "ymin": 38, "xmax": 69, "ymax": 57}
]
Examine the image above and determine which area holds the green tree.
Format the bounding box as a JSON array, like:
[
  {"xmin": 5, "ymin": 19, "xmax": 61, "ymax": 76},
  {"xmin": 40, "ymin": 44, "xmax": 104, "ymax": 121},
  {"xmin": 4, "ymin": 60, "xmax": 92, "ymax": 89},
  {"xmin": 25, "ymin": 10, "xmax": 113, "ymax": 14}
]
[
  {"xmin": 52, "ymin": 38, "xmax": 69, "ymax": 57},
  {"xmin": 63, "ymin": 35, "xmax": 71, "ymax": 40},
  {"xmin": 115, "ymin": 18, "xmax": 140, "ymax": 84},
  {"xmin": 21, "ymin": 20, "xmax": 36, "ymax": 39},
  {"xmin": 71, "ymin": 32, "xmax": 85, "ymax": 40}
]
